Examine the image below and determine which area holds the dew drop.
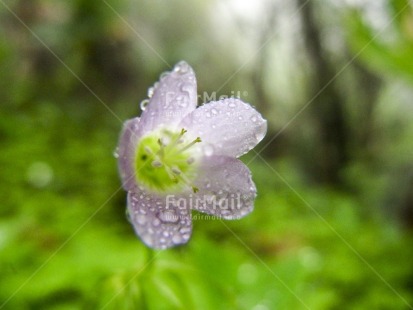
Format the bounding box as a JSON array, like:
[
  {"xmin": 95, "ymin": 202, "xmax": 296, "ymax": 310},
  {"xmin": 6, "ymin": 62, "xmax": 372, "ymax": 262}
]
[
  {"xmin": 113, "ymin": 147, "xmax": 119, "ymax": 158},
  {"xmin": 141, "ymin": 234, "xmax": 153, "ymax": 244},
  {"xmin": 158, "ymin": 210, "xmax": 179, "ymax": 223},
  {"xmin": 152, "ymin": 218, "xmax": 161, "ymax": 227},
  {"xmin": 203, "ymin": 144, "xmax": 214, "ymax": 156},
  {"xmin": 160, "ymin": 72, "xmax": 169, "ymax": 80},
  {"xmin": 238, "ymin": 115, "xmax": 243, "ymax": 121},
  {"xmin": 254, "ymin": 124, "xmax": 266, "ymax": 141},
  {"xmin": 140, "ymin": 99, "xmax": 150, "ymax": 111},
  {"xmin": 250, "ymin": 116, "xmax": 257, "ymax": 122},
  {"xmin": 229, "ymin": 102, "xmax": 236, "ymax": 108},
  {"xmin": 136, "ymin": 214, "xmax": 146, "ymax": 225},
  {"xmin": 172, "ymin": 234, "xmax": 183, "ymax": 244},
  {"xmin": 239, "ymin": 208, "xmax": 249, "ymax": 216},
  {"xmin": 179, "ymin": 227, "xmax": 191, "ymax": 234},
  {"xmin": 212, "ymin": 124, "xmax": 216, "ymax": 129},
  {"xmin": 174, "ymin": 61, "xmax": 189, "ymax": 74},
  {"xmin": 211, "ymin": 108, "xmax": 218, "ymax": 115},
  {"xmin": 147, "ymin": 87, "xmax": 154, "ymax": 98},
  {"xmin": 163, "ymin": 231, "xmax": 170, "ymax": 237},
  {"xmin": 206, "ymin": 112, "xmax": 211, "ymax": 118}
]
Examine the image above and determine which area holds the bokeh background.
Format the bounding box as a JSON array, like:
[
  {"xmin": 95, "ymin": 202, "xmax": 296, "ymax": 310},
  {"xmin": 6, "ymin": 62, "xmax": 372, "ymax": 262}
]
[{"xmin": 1, "ymin": 0, "xmax": 413, "ymax": 309}]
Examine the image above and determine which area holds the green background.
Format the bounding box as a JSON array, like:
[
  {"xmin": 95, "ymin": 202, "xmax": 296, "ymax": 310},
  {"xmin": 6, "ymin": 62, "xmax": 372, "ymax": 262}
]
[{"xmin": 1, "ymin": 0, "xmax": 413, "ymax": 309}]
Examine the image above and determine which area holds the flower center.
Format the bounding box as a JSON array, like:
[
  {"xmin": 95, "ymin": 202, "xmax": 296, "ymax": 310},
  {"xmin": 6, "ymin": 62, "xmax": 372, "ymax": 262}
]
[{"xmin": 134, "ymin": 128, "xmax": 201, "ymax": 194}]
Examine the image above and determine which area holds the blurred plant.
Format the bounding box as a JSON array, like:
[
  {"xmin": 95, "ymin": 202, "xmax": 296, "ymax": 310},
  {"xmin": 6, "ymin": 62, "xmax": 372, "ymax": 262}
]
[{"xmin": 347, "ymin": 0, "xmax": 413, "ymax": 83}]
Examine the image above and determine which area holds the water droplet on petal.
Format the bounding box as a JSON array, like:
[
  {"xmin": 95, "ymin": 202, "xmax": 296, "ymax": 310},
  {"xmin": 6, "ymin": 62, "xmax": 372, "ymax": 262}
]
[
  {"xmin": 147, "ymin": 87, "xmax": 154, "ymax": 98},
  {"xmin": 211, "ymin": 108, "xmax": 218, "ymax": 115},
  {"xmin": 179, "ymin": 227, "xmax": 191, "ymax": 234},
  {"xmin": 229, "ymin": 102, "xmax": 236, "ymax": 108},
  {"xmin": 203, "ymin": 144, "xmax": 214, "ymax": 156},
  {"xmin": 254, "ymin": 123, "xmax": 267, "ymax": 141},
  {"xmin": 206, "ymin": 112, "xmax": 211, "ymax": 118},
  {"xmin": 174, "ymin": 61, "xmax": 190, "ymax": 74},
  {"xmin": 172, "ymin": 234, "xmax": 182, "ymax": 244},
  {"xmin": 140, "ymin": 99, "xmax": 150, "ymax": 111},
  {"xmin": 250, "ymin": 116, "xmax": 257, "ymax": 122},
  {"xmin": 238, "ymin": 116, "xmax": 243, "ymax": 121},
  {"xmin": 160, "ymin": 72, "xmax": 169, "ymax": 80},
  {"xmin": 158, "ymin": 210, "xmax": 179, "ymax": 223},
  {"xmin": 153, "ymin": 218, "xmax": 161, "ymax": 227},
  {"xmin": 113, "ymin": 147, "xmax": 119, "ymax": 158},
  {"xmin": 136, "ymin": 214, "xmax": 146, "ymax": 225}
]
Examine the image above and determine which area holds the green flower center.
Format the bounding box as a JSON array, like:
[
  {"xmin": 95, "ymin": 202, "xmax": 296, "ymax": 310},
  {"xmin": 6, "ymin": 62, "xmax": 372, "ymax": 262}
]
[{"xmin": 134, "ymin": 128, "xmax": 201, "ymax": 194}]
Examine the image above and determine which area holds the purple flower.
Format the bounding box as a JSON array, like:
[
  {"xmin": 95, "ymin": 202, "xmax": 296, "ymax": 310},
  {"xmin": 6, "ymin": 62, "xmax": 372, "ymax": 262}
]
[{"xmin": 117, "ymin": 61, "xmax": 267, "ymax": 249}]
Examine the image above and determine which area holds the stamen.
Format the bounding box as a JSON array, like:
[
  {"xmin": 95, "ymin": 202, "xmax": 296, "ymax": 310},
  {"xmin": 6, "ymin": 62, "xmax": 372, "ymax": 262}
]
[
  {"xmin": 171, "ymin": 166, "xmax": 181, "ymax": 175},
  {"xmin": 178, "ymin": 137, "xmax": 202, "ymax": 153},
  {"xmin": 167, "ymin": 128, "xmax": 188, "ymax": 150},
  {"xmin": 152, "ymin": 160, "xmax": 163, "ymax": 168},
  {"xmin": 192, "ymin": 186, "xmax": 199, "ymax": 193},
  {"xmin": 156, "ymin": 138, "xmax": 165, "ymax": 157},
  {"xmin": 164, "ymin": 165, "xmax": 179, "ymax": 183},
  {"xmin": 144, "ymin": 146, "xmax": 154, "ymax": 155}
]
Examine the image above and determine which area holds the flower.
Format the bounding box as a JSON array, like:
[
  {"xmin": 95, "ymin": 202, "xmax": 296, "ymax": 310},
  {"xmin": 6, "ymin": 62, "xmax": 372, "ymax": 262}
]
[{"xmin": 117, "ymin": 61, "xmax": 267, "ymax": 249}]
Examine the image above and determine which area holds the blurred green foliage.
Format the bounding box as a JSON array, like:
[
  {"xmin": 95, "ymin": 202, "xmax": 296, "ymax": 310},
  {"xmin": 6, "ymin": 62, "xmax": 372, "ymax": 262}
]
[
  {"xmin": 1, "ymin": 0, "xmax": 413, "ymax": 309},
  {"xmin": 348, "ymin": 0, "xmax": 413, "ymax": 82},
  {"xmin": 1, "ymin": 105, "xmax": 412, "ymax": 309}
]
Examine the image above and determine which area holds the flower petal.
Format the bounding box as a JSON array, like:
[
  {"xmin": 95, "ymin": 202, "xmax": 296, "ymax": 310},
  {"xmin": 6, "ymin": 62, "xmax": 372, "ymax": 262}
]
[
  {"xmin": 140, "ymin": 61, "xmax": 198, "ymax": 136},
  {"xmin": 118, "ymin": 117, "xmax": 140, "ymax": 192},
  {"xmin": 191, "ymin": 156, "xmax": 256, "ymax": 219},
  {"xmin": 179, "ymin": 98, "xmax": 267, "ymax": 158},
  {"xmin": 127, "ymin": 191, "xmax": 192, "ymax": 249}
]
